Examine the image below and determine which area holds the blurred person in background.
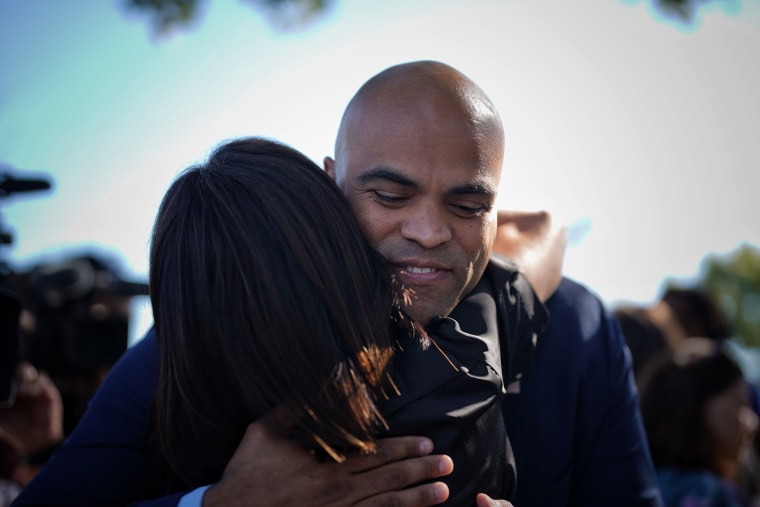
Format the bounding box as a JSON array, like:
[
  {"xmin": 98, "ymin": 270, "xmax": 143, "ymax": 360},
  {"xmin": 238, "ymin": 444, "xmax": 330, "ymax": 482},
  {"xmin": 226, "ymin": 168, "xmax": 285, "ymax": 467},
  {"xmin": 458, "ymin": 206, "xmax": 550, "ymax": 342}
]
[
  {"xmin": 615, "ymin": 302, "xmax": 686, "ymax": 384},
  {"xmin": 0, "ymin": 285, "xmax": 64, "ymax": 506},
  {"xmin": 640, "ymin": 337, "xmax": 759, "ymax": 507},
  {"xmin": 662, "ymin": 288, "xmax": 733, "ymax": 341},
  {"xmin": 0, "ymin": 362, "xmax": 63, "ymax": 506}
]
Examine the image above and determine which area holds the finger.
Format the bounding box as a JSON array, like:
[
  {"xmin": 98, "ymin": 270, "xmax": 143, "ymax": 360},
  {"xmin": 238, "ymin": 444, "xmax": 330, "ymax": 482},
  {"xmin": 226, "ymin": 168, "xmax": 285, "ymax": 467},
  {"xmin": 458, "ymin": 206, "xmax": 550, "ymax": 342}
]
[
  {"xmin": 17, "ymin": 362, "xmax": 39, "ymax": 383},
  {"xmin": 17, "ymin": 369, "xmax": 54, "ymax": 398},
  {"xmin": 16, "ymin": 365, "xmax": 42, "ymax": 396},
  {"xmin": 344, "ymin": 436, "xmax": 434, "ymax": 473},
  {"xmin": 342, "ymin": 455, "xmax": 453, "ymax": 504},
  {"xmin": 475, "ymin": 493, "xmax": 513, "ymax": 507},
  {"xmin": 356, "ymin": 481, "xmax": 449, "ymax": 507}
]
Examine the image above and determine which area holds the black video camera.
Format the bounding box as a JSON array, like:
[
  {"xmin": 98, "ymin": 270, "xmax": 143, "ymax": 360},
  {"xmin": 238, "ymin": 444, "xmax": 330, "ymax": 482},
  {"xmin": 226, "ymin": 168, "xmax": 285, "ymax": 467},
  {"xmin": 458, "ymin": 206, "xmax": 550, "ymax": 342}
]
[
  {"xmin": 0, "ymin": 167, "xmax": 52, "ymax": 407},
  {"xmin": 0, "ymin": 288, "xmax": 21, "ymax": 408}
]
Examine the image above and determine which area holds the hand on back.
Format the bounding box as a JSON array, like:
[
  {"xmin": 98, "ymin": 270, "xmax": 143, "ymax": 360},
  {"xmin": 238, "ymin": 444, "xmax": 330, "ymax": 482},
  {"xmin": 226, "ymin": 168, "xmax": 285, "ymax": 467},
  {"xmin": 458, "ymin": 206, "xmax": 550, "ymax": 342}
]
[
  {"xmin": 494, "ymin": 210, "xmax": 567, "ymax": 302},
  {"xmin": 203, "ymin": 420, "xmax": 453, "ymax": 507}
]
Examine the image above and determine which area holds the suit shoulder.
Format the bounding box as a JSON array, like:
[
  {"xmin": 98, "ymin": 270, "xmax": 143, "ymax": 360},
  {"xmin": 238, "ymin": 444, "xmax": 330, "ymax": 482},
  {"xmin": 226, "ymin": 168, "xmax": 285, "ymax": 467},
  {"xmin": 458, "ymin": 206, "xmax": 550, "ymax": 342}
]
[
  {"xmin": 547, "ymin": 278, "xmax": 606, "ymax": 321},
  {"xmin": 543, "ymin": 278, "xmax": 626, "ymax": 354}
]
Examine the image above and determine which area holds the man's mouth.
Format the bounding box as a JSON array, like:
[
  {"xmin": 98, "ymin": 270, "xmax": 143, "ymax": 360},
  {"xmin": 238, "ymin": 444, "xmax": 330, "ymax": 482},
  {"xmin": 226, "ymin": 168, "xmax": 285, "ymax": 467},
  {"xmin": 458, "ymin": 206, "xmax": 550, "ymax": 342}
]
[
  {"xmin": 404, "ymin": 266, "xmax": 439, "ymax": 274},
  {"xmin": 395, "ymin": 263, "xmax": 449, "ymax": 283}
]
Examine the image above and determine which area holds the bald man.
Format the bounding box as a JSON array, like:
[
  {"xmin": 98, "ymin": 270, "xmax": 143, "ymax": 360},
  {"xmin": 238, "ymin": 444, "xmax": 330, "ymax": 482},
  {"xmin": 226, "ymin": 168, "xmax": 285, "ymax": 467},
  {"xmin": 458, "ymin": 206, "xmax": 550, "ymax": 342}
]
[
  {"xmin": 11, "ymin": 61, "xmax": 660, "ymax": 507},
  {"xmin": 321, "ymin": 61, "xmax": 550, "ymax": 506},
  {"xmin": 324, "ymin": 61, "xmax": 660, "ymax": 507}
]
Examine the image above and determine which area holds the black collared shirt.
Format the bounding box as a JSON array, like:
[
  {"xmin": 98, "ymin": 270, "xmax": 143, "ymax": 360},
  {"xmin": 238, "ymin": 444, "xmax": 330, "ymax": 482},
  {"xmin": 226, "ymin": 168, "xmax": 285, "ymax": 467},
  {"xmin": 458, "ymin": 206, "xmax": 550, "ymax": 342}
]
[{"xmin": 382, "ymin": 256, "xmax": 548, "ymax": 506}]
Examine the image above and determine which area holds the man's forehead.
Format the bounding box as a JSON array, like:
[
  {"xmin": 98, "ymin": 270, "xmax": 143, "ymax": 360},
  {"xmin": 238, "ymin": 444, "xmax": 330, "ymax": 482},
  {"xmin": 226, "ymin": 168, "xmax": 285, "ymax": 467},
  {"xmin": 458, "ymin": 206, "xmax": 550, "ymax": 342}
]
[
  {"xmin": 341, "ymin": 94, "xmax": 490, "ymax": 152},
  {"xmin": 344, "ymin": 83, "xmax": 502, "ymax": 148},
  {"xmin": 349, "ymin": 83, "xmax": 473, "ymax": 123},
  {"xmin": 334, "ymin": 63, "xmax": 505, "ymax": 179}
]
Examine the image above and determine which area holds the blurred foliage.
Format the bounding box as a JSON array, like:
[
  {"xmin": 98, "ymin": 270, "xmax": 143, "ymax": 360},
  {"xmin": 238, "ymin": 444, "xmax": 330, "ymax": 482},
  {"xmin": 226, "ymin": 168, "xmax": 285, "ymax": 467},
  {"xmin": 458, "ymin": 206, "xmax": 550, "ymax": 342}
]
[
  {"xmin": 669, "ymin": 244, "xmax": 760, "ymax": 347},
  {"xmin": 646, "ymin": 0, "xmax": 741, "ymax": 28},
  {"xmin": 123, "ymin": 0, "xmax": 333, "ymax": 36},
  {"xmin": 653, "ymin": 0, "xmax": 724, "ymax": 22},
  {"xmin": 123, "ymin": 0, "xmax": 736, "ymax": 36}
]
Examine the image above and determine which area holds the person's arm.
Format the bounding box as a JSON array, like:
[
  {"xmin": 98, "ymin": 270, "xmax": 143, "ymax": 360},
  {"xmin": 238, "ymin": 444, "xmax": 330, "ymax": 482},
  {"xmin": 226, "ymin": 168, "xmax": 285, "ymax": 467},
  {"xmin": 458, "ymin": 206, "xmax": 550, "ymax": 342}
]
[
  {"xmin": 13, "ymin": 329, "xmax": 455, "ymax": 507},
  {"xmin": 493, "ymin": 210, "xmax": 566, "ymax": 302}
]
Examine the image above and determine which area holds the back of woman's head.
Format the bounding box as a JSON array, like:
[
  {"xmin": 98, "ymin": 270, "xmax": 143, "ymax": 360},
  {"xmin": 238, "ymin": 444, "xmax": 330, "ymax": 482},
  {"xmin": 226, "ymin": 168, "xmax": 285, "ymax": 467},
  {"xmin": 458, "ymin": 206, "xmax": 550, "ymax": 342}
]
[
  {"xmin": 639, "ymin": 337, "xmax": 745, "ymax": 474},
  {"xmin": 149, "ymin": 137, "xmax": 404, "ymax": 488}
]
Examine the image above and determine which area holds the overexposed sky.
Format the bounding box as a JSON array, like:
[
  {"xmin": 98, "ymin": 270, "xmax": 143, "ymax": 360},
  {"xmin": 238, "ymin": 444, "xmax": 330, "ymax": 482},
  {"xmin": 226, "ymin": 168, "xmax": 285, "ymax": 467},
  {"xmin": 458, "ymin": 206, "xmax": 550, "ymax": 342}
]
[{"xmin": 1, "ymin": 0, "xmax": 758, "ymax": 343}]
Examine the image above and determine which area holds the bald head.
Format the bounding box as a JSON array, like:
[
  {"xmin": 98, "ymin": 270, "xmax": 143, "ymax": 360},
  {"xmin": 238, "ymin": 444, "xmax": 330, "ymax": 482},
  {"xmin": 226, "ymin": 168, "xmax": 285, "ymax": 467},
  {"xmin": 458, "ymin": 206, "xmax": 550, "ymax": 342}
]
[
  {"xmin": 325, "ymin": 61, "xmax": 506, "ymax": 324},
  {"xmin": 331, "ymin": 61, "xmax": 505, "ymax": 184}
]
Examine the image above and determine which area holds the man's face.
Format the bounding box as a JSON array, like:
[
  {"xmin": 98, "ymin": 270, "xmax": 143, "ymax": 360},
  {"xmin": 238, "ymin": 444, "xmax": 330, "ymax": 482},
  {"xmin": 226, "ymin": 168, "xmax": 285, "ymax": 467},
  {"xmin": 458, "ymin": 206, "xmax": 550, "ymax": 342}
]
[{"xmin": 329, "ymin": 93, "xmax": 502, "ymax": 326}]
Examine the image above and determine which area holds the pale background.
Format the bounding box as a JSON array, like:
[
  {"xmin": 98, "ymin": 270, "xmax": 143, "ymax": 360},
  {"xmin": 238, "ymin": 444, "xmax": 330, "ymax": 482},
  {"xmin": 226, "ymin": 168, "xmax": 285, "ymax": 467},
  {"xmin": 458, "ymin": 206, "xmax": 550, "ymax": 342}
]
[{"xmin": 1, "ymin": 0, "xmax": 758, "ymax": 344}]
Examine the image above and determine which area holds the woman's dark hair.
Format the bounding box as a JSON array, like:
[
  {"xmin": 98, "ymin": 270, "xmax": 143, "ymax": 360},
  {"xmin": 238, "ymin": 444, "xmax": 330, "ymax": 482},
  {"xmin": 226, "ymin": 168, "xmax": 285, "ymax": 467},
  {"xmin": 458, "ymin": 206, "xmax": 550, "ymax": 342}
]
[
  {"xmin": 639, "ymin": 338, "xmax": 745, "ymax": 474},
  {"xmin": 149, "ymin": 137, "xmax": 413, "ymax": 489}
]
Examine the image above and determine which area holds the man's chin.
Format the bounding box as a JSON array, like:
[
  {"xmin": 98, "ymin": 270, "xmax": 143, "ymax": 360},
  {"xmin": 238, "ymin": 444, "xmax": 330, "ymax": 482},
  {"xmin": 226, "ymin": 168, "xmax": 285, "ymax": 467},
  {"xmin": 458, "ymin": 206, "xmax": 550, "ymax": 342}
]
[{"xmin": 403, "ymin": 302, "xmax": 455, "ymax": 328}]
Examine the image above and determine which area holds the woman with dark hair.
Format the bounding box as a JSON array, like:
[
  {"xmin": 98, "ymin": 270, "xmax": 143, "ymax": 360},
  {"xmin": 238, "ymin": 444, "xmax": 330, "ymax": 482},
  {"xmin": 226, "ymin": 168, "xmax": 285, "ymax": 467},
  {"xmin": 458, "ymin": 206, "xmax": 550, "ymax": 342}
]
[
  {"xmin": 146, "ymin": 137, "xmax": 546, "ymax": 505},
  {"xmin": 148, "ymin": 137, "xmax": 414, "ymax": 488},
  {"xmin": 639, "ymin": 338, "xmax": 759, "ymax": 507}
]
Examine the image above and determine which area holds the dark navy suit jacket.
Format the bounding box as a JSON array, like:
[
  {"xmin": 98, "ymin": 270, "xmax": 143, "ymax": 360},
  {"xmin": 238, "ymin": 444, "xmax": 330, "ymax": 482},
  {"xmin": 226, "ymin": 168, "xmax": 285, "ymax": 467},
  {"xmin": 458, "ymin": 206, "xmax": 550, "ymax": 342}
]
[
  {"xmin": 503, "ymin": 278, "xmax": 662, "ymax": 506},
  {"xmin": 13, "ymin": 277, "xmax": 662, "ymax": 507}
]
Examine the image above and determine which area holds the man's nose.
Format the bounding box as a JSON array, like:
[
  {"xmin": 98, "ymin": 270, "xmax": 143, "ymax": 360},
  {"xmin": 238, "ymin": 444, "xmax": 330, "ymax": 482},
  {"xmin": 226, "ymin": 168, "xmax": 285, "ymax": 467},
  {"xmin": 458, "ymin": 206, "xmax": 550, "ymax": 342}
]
[{"xmin": 399, "ymin": 207, "xmax": 452, "ymax": 248}]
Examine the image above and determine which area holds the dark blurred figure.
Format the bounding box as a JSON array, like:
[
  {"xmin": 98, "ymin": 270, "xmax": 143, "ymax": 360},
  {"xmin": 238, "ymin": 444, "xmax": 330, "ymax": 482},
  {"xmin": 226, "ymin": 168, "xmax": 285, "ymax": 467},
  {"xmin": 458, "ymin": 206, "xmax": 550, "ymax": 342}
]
[
  {"xmin": 640, "ymin": 338, "xmax": 758, "ymax": 507},
  {"xmin": 0, "ymin": 289, "xmax": 22, "ymax": 410},
  {"xmin": 618, "ymin": 287, "xmax": 760, "ymax": 502},
  {"xmin": 663, "ymin": 288, "xmax": 760, "ymax": 504},
  {"xmin": 0, "ymin": 289, "xmax": 64, "ymax": 503},
  {"xmin": 615, "ymin": 302, "xmax": 686, "ymax": 383},
  {"xmin": 3, "ymin": 254, "xmax": 147, "ymax": 435},
  {"xmin": 0, "ymin": 361, "xmax": 63, "ymax": 500},
  {"xmin": 662, "ymin": 288, "xmax": 733, "ymax": 341},
  {"xmin": 658, "ymin": 287, "xmax": 758, "ymax": 410},
  {"xmin": 1, "ymin": 253, "xmax": 145, "ymax": 504},
  {"xmin": 0, "ymin": 289, "xmax": 23, "ymax": 506}
]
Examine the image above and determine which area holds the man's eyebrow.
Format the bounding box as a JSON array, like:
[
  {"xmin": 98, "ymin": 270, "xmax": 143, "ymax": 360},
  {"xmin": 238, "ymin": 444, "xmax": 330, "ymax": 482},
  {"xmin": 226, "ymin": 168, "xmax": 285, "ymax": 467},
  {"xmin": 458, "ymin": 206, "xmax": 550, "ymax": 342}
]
[
  {"xmin": 448, "ymin": 182, "xmax": 496, "ymax": 199},
  {"xmin": 356, "ymin": 167, "xmax": 418, "ymax": 189},
  {"xmin": 357, "ymin": 167, "xmax": 496, "ymax": 198}
]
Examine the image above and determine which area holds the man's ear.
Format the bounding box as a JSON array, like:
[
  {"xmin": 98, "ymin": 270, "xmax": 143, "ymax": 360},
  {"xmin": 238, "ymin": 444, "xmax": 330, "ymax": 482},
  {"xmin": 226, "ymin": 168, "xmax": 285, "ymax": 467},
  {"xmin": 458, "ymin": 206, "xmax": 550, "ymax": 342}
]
[{"xmin": 323, "ymin": 156, "xmax": 337, "ymax": 180}]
